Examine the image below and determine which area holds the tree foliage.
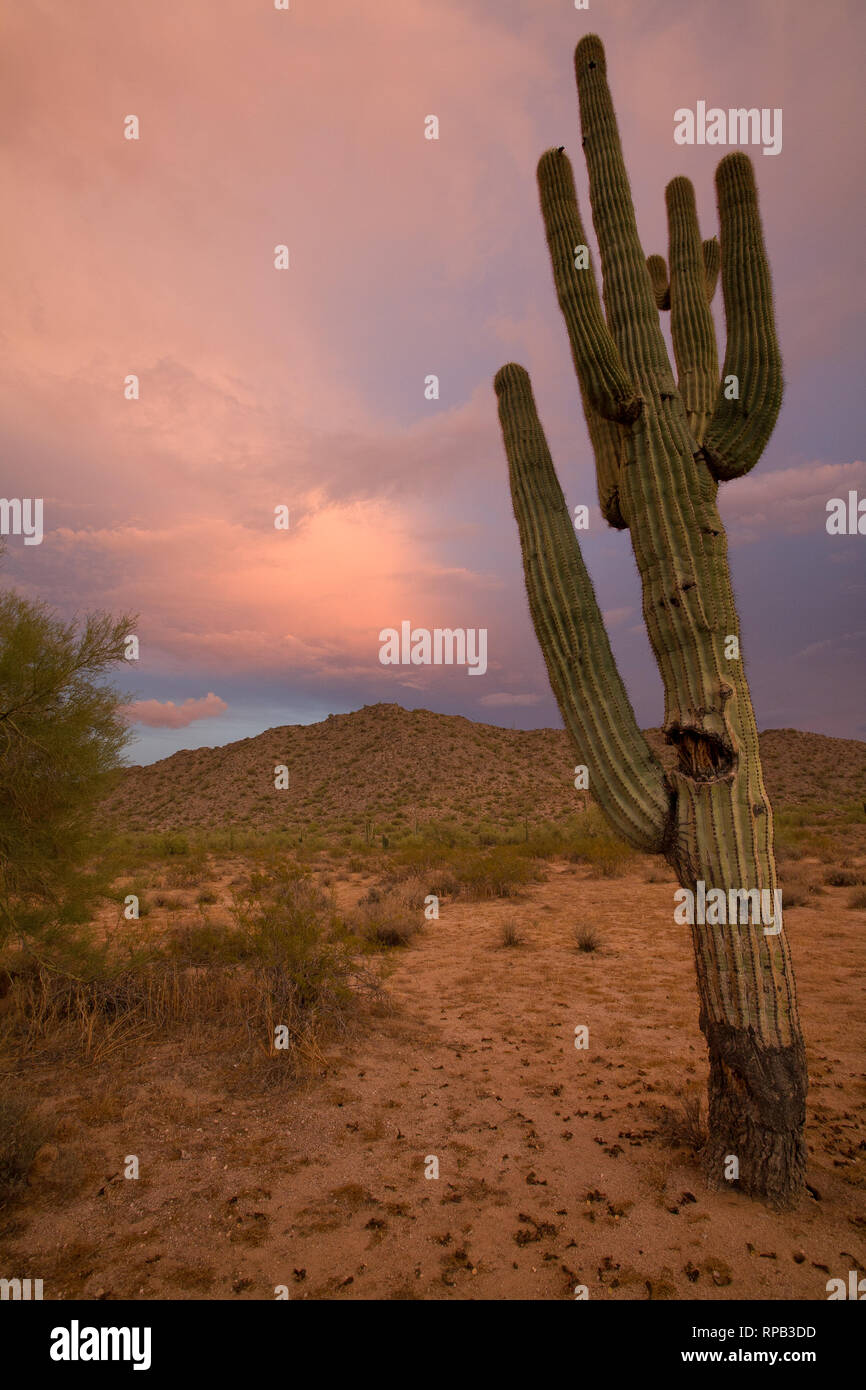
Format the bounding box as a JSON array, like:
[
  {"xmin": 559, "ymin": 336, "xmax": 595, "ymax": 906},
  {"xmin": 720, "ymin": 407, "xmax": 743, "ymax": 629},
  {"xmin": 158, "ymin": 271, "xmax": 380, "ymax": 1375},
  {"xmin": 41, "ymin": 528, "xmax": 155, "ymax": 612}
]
[{"xmin": 0, "ymin": 586, "xmax": 135, "ymax": 962}]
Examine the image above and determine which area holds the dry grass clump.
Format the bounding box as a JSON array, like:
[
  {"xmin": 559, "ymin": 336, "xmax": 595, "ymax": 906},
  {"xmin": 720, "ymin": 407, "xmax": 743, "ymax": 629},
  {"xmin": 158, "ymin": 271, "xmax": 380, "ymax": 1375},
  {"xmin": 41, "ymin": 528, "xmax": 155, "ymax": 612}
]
[
  {"xmin": 500, "ymin": 920, "xmax": 523, "ymax": 948},
  {"xmin": 574, "ymin": 924, "xmax": 601, "ymax": 953},
  {"xmin": 0, "ymin": 1094, "xmax": 50, "ymax": 1207},
  {"xmin": 562, "ymin": 814, "xmax": 637, "ymax": 878},
  {"xmin": 383, "ymin": 843, "xmax": 546, "ymax": 901},
  {"xmin": 657, "ymin": 1095, "xmax": 707, "ymax": 1153},
  {"xmin": 351, "ymin": 891, "xmax": 421, "ymax": 949},
  {"xmin": 151, "ymin": 891, "xmax": 186, "ymax": 911},
  {"xmin": 824, "ymin": 864, "xmax": 866, "ymax": 888},
  {"xmin": 778, "ymin": 865, "xmax": 825, "ymax": 908},
  {"xmin": 0, "ymin": 864, "xmax": 366, "ymax": 1069}
]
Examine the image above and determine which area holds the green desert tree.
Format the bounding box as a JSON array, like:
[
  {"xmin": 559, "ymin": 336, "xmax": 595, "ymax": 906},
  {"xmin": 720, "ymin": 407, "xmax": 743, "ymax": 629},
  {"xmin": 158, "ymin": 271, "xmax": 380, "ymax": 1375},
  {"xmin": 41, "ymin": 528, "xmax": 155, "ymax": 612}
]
[
  {"xmin": 494, "ymin": 35, "xmax": 806, "ymax": 1206},
  {"xmin": 0, "ymin": 581, "xmax": 135, "ymax": 968}
]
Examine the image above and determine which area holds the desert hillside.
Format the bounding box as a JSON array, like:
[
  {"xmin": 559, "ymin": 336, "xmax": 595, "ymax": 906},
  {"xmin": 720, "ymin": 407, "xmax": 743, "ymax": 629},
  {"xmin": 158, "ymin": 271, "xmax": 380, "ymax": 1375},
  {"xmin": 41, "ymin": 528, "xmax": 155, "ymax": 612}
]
[{"xmin": 101, "ymin": 703, "xmax": 866, "ymax": 833}]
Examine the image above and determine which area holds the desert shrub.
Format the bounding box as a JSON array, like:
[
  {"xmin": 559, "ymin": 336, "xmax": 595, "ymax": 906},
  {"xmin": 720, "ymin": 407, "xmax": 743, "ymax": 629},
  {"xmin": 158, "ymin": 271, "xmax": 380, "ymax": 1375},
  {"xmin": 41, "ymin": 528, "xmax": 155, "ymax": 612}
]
[
  {"xmin": 574, "ymin": 924, "xmax": 601, "ymax": 953},
  {"xmin": 160, "ymin": 852, "xmax": 208, "ymax": 887},
  {"xmin": 588, "ymin": 844, "xmax": 634, "ymax": 878},
  {"xmin": 452, "ymin": 846, "xmax": 544, "ymax": 898},
  {"xmin": 0, "ymin": 592, "xmax": 133, "ymax": 967},
  {"xmin": 563, "ymin": 834, "xmax": 635, "ymax": 877},
  {"xmin": 351, "ymin": 895, "xmax": 420, "ymax": 949},
  {"xmin": 778, "ymin": 864, "xmax": 824, "ymax": 906},
  {"xmin": 824, "ymin": 866, "xmax": 865, "ymax": 887},
  {"xmin": 658, "ymin": 1096, "xmax": 706, "ymax": 1152},
  {"xmin": 500, "ymin": 920, "xmax": 523, "ymax": 948},
  {"xmin": 387, "ymin": 844, "xmax": 545, "ymax": 900},
  {"xmin": 781, "ymin": 880, "xmax": 810, "ymax": 908},
  {"xmin": 1, "ymin": 865, "xmax": 362, "ymax": 1067},
  {"xmin": 151, "ymin": 892, "xmax": 186, "ymax": 911},
  {"xmin": 522, "ymin": 825, "xmax": 570, "ymax": 858},
  {"xmin": 559, "ymin": 808, "xmax": 637, "ymax": 877},
  {"xmin": 0, "ymin": 1095, "xmax": 49, "ymax": 1206},
  {"xmin": 774, "ymin": 834, "xmax": 805, "ymax": 864},
  {"xmin": 386, "ymin": 875, "xmax": 430, "ymax": 912},
  {"xmin": 164, "ymin": 920, "xmax": 249, "ymax": 965},
  {"xmin": 155, "ymin": 833, "xmax": 191, "ymax": 857},
  {"xmin": 361, "ymin": 916, "xmax": 419, "ymax": 949}
]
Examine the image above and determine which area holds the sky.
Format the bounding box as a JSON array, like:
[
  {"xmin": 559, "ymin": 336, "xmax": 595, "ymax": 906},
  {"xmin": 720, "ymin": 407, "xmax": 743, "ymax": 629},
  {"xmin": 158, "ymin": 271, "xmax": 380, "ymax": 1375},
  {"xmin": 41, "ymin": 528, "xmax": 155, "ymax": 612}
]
[{"xmin": 1, "ymin": 0, "xmax": 864, "ymax": 764}]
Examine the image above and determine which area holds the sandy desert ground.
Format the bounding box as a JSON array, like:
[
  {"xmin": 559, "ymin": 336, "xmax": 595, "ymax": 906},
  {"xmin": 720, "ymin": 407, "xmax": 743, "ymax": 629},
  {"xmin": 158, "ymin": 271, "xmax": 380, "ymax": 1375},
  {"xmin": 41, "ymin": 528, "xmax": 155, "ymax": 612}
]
[{"xmin": 3, "ymin": 856, "xmax": 863, "ymax": 1301}]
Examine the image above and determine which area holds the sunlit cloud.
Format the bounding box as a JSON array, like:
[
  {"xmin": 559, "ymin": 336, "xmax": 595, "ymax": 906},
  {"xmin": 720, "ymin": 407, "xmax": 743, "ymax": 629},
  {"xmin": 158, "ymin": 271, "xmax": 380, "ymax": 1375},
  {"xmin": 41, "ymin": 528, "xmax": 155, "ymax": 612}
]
[{"xmin": 122, "ymin": 692, "xmax": 228, "ymax": 729}]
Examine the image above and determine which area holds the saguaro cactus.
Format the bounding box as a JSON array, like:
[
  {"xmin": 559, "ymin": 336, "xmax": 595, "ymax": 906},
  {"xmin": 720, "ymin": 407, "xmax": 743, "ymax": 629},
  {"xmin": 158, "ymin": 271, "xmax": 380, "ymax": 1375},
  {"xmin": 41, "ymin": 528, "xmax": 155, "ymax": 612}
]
[{"xmin": 494, "ymin": 34, "xmax": 807, "ymax": 1207}]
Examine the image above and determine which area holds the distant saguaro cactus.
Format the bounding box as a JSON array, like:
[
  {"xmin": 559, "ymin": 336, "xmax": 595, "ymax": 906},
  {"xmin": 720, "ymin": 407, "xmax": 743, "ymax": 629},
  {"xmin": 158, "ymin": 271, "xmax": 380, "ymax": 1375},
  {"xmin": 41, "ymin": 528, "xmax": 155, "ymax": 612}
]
[{"xmin": 494, "ymin": 35, "xmax": 806, "ymax": 1206}]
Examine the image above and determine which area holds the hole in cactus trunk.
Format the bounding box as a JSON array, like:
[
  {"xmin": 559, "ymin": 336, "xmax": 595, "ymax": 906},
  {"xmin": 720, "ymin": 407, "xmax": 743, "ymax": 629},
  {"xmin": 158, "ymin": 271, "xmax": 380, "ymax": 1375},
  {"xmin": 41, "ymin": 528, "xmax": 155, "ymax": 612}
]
[{"xmin": 669, "ymin": 727, "xmax": 734, "ymax": 782}]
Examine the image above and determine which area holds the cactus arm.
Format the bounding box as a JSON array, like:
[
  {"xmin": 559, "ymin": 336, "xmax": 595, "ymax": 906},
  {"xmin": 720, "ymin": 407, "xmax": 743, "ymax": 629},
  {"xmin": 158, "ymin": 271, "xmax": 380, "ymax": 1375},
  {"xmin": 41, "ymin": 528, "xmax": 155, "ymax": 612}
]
[
  {"xmin": 535, "ymin": 148, "xmax": 634, "ymax": 528},
  {"xmin": 580, "ymin": 389, "xmax": 630, "ymax": 530},
  {"xmin": 494, "ymin": 363, "xmax": 671, "ymax": 852},
  {"xmin": 646, "ymin": 241, "xmax": 718, "ymax": 317},
  {"xmin": 666, "ymin": 177, "xmax": 720, "ymax": 445},
  {"xmin": 536, "ymin": 149, "xmax": 642, "ymax": 426},
  {"xmin": 646, "ymin": 254, "xmax": 670, "ymax": 310},
  {"xmin": 702, "ymin": 237, "xmax": 720, "ymax": 303},
  {"xmin": 536, "ymin": 138, "xmax": 670, "ymax": 534},
  {"xmin": 573, "ymin": 36, "xmax": 674, "ymax": 395},
  {"xmin": 703, "ymin": 154, "xmax": 783, "ymax": 481}
]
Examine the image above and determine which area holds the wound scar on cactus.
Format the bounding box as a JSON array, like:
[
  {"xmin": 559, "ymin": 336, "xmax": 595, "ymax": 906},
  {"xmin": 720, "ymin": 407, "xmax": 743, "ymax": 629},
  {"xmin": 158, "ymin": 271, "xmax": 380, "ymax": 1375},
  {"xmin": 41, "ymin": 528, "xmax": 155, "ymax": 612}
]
[{"xmin": 670, "ymin": 728, "xmax": 734, "ymax": 782}]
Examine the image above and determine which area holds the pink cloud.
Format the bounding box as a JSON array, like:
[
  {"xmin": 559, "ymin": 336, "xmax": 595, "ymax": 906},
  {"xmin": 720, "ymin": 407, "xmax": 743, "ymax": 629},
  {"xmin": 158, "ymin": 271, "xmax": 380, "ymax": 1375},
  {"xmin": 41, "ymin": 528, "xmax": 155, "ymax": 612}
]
[
  {"xmin": 719, "ymin": 460, "xmax": 866, "ymax": 543},
  {"xmin": 121, "ymin": 692, "xmax": 228, "ymax": 729}
]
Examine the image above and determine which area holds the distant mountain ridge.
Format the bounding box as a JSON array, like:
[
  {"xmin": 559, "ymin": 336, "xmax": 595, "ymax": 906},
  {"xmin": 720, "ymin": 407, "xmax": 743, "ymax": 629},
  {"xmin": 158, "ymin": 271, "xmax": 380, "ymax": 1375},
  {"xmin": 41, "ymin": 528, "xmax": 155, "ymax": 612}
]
[{"xmin": 101, "ymin": 703, "xmax": 866, "ymax": 833}]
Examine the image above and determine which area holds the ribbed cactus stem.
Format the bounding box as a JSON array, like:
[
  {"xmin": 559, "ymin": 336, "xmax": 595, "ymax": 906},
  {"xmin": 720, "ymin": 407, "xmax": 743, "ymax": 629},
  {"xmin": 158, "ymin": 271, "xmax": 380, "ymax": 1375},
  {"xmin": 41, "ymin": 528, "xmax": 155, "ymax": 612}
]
[
  {"xmin": 574, "ymin": 36, "xmax": 676, "ymax": 396},
  {"xmin": 704, "ymin": 154, "xmax": 784, "ymax": 480},
  {"xmin": 667, "ymin": 176, "xmax": 719, "ymax": 444},
  {"xmin": 536, "ymin": 150, "xmax": 642, "ymax": 425},
  {"xmin": 494, "ymin": 34, "xmax": 807, "ymax": 1207},
  {"xmin": 494, "ymin": 363, "xmax": 670, "ymax": 851},
  {"xmin": 646, "ymin": 253, "xmax": 670, "ymax": 310},
  {"xmin": 702, "ymin": 237, "xmax": 721, "ymax": 302}
]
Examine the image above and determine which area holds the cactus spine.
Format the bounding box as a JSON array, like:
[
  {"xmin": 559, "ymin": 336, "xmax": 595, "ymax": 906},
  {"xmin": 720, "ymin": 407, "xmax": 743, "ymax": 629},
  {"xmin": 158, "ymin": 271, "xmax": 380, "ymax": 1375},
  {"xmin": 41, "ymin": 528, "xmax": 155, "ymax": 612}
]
[{"xmin": 494, "ymin": 34, "xmax": 806, "ymax": 1207}]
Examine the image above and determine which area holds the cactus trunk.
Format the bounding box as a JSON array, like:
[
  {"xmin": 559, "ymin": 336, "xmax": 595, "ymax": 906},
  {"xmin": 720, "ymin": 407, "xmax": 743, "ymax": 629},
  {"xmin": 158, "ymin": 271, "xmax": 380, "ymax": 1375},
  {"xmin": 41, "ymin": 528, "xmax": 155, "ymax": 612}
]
[{"xmin": 494, "ymin": 35, "xmax": 807, "ymax": 1207}]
